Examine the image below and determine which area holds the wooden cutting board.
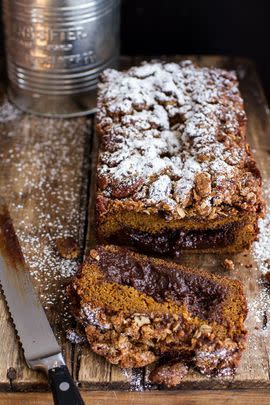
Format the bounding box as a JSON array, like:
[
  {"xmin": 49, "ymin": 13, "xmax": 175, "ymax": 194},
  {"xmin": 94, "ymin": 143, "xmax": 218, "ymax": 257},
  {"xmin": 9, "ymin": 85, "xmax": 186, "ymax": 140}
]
[{"xmin": 0, "ymin": 55, "xmax": 270, "ymax": 404}]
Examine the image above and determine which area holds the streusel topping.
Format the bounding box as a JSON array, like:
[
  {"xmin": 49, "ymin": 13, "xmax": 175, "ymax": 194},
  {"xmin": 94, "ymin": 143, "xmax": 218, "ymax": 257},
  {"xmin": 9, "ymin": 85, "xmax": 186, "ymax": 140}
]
[{"xmin": 97, "ymin": 61, "xmax": 262, "ymax": 218}]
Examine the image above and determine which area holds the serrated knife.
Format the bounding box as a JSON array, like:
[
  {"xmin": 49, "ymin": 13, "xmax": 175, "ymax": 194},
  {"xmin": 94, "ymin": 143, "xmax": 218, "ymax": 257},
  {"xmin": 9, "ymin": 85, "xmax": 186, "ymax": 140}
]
[{"xmin": 0, "ymin": 199, "xmax": 84, "ymax": 405}]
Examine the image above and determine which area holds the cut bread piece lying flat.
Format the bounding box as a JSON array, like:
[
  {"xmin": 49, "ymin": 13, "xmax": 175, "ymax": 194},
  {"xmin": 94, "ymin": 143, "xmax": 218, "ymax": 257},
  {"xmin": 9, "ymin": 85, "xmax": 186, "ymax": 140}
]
[{"xmin": 70, "ymin": 245, "xmax": 247, "ymax": 386}]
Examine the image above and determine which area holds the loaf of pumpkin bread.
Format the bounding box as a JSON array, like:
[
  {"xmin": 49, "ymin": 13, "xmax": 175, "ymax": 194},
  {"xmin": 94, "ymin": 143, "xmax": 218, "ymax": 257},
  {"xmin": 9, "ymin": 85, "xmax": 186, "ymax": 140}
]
[{"xmin": 95, "ymin": 61, "xmax": 264, "ymax": 255}]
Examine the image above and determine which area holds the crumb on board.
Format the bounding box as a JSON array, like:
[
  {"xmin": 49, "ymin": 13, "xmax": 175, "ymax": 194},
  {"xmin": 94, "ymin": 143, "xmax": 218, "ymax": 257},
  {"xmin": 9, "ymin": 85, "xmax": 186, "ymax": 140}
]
[
  {"xmin": 89, "ymin": 249, "xmax": 100, "ymax": 261},
  {"xmin": 6, "ymin": 367, "xmax": 17, "ymax": 381},
  {"xmin": 223, "ymin": 258, "xmax": 235, "ymax": 271},
  {"xmin": 56, "ymin": 237, "xmax": 80, "ymax": 260},
  {"xmin": 149, "ymin": 361, "xmax": 188, "ymax": 387}
]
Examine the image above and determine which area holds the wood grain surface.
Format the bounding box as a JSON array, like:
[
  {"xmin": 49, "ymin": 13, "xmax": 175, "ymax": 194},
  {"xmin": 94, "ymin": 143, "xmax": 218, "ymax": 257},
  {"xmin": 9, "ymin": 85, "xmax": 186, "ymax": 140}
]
[
  {"xmin": 2, "ymin": 390, "xmax": 270, "ymax": 405},
  {"xmin": 0, "ymin": 56, "xmax": 270, "ymax": 402}
]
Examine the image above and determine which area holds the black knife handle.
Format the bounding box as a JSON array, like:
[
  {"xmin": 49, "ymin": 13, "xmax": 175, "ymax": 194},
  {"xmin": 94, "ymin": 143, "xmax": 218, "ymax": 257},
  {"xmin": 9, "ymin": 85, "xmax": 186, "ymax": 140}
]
[{"xmin": 48, "ymin": 365, "xmax": 85, "ymax": 405}]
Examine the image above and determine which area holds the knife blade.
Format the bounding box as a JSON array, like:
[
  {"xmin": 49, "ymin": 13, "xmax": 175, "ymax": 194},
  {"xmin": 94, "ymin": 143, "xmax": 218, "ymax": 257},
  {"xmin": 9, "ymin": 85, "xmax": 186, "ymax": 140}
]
[{"xmin": 0, "ymin": 198, "xmax": 84, "ymax": 405}]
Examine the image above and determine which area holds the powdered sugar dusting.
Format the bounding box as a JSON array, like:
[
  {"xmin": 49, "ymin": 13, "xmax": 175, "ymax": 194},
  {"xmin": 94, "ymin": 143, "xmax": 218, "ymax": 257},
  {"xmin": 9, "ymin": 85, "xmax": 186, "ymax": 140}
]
[
  {"xmin": 248, "ymin": 288, "xmax": 269, "ymax": 327},
  {"xmin": 66, "ymin": 329, "xmax": 87, "ymax": 345},
  {"xmin": 82, "ymin": 305, "xmax": 111, "ymax": 331},
  {"xmin": 195, "ymin": 347, "xmax": 233, "ymax": 377},
  {"xmin": 96, "ymin": 60, "xmax": 259, "ymax": 217},
  {"xmin": 0, "ymin": 102, "xmax": 91, "ymax": 331},
  {"xmin": 0, "ymin": 99, "xmax": 21, "ymax": 122},
  {"xmin": 253, "ymin": 180, "xmax": 270, "ymax": 274},
  {"xmin": 121, "ymin": 368, "xmax": 144, "ymax": 391},
  {"xmin": 148, "ymin": 175, "xmax": 175, "ymax": 207},
  {"xmin": 250, "ymin": 179, "xmax": 270, "ymax": 337}
]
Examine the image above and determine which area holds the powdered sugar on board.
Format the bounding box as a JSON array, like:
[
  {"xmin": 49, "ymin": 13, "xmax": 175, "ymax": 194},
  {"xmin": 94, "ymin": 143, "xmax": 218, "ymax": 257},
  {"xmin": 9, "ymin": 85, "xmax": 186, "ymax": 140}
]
[
  {"xmin": 253, "ymin": 212, "xmax": 270, "ymax": 274},
  {"xmin": 249, "ymin": 179, "xmax": 270, "ymax": 337},
  {"xmin": 0, "ymin": 98, "xmax": 91, "ymax": 331},
  {"xmin": 253, "ymin": 177, "xmax": 270, "ymax": 271},
  {"xmin": 0, "ymin": 99, "xmax": 21, "ymax": 122},
  {"xmin": 121, "ymin": 368, "xmax": 145, "ymax": 391}
]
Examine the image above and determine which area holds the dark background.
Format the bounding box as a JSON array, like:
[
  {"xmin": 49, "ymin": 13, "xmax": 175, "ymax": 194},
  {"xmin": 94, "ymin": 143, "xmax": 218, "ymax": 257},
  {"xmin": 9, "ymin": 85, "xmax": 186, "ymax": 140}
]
[
  {"xmin": 0, "ymin": 1, "xmax": 269, "ymax": 99},
  {"xmin": 121, "ymin": 0, "xmax": 270, "ymax": 100}
]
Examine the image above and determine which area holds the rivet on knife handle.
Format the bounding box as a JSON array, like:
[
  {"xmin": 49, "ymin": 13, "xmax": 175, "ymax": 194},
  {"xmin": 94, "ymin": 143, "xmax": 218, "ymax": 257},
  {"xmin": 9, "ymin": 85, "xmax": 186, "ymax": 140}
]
[{"xmin": 48, "ymin": 365, "xmax": 84, "ymax": 405}]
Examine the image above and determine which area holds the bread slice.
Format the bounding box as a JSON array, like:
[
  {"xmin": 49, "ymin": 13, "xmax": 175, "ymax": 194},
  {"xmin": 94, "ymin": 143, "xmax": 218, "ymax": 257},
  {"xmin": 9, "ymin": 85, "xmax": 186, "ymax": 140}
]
[{"xmin": 70, "ymin": 245, "xmax": 247, "ymax": 386}]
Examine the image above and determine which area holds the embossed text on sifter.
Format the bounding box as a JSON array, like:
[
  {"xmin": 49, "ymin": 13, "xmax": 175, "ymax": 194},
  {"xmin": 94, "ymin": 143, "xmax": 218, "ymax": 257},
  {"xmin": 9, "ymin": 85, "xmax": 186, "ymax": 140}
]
[{"xmin": 2, "ymin": 0, "xmax": 120, "ymax": 117}]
